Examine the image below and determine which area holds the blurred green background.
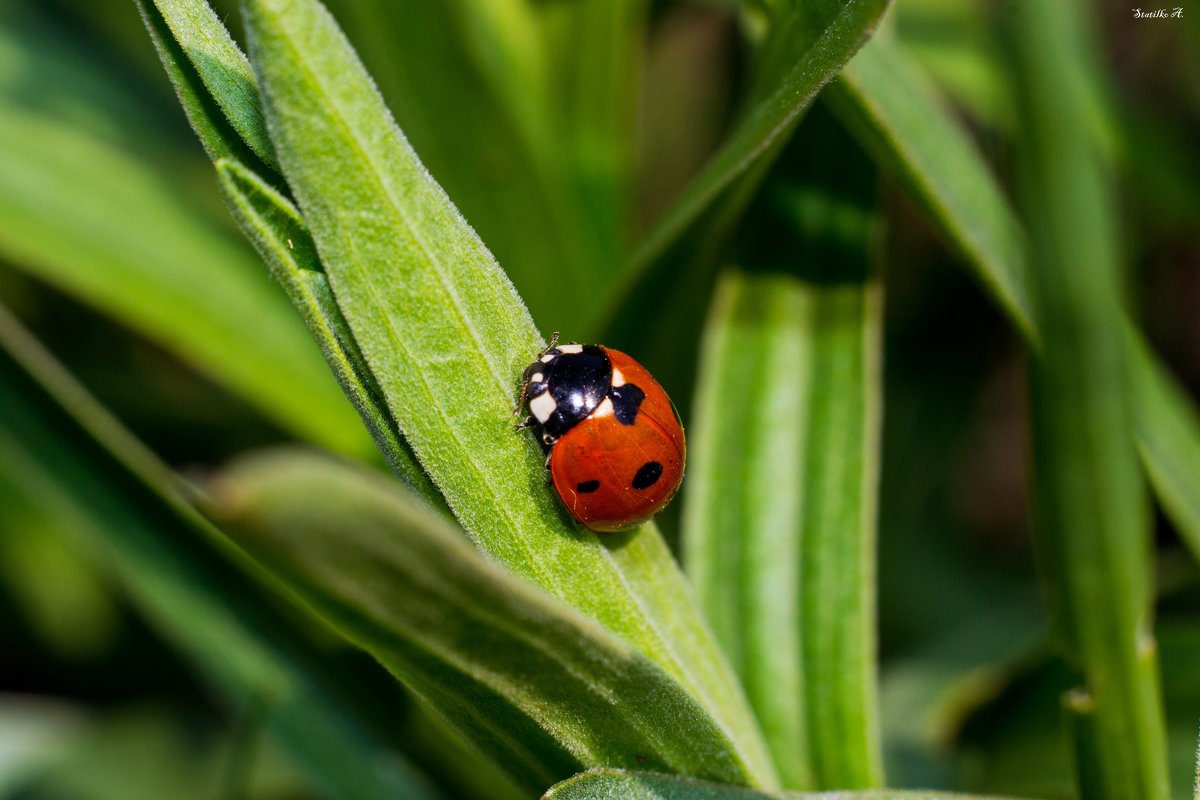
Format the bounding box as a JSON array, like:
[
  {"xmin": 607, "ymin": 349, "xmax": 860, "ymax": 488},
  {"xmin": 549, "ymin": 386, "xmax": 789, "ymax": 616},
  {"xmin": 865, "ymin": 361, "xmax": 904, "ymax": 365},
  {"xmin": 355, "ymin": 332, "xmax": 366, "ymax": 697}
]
[{"xmin": 1, "ymin": 0, "xmax": 1198, "ymax": 798}]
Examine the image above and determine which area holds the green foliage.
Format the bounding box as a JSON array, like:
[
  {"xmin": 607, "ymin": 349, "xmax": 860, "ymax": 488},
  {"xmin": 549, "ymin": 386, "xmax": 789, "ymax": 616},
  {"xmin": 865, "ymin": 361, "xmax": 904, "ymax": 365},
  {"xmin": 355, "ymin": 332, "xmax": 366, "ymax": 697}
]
[
  {"xmin": 238, "ymin": 1, "xmax": 774, "ymax": 783},
  {"xmin": 1011, "ymin": 0, "xmax": 1169, "ymax": 796},
  {"xmin": 544, "ymin": 768, "xmax": 1019, "ymax": 799},
  {"xmin": 684, "ymin": 117, "xmax": 884, "ymax": 791},
  {"xmin": 0, "ymin": 306, "xmax": 438, "ymax": 800},
  {"xmin": 213, "ymin": 158, "xmax": 439, "ymax": 503},
  {"xmin": 0, "ymin": 0, "xmax": 1197, "ymax": 798},
  {"xmin": 213, "ymin": 449, "xmax": 770, "ymax": 794}
]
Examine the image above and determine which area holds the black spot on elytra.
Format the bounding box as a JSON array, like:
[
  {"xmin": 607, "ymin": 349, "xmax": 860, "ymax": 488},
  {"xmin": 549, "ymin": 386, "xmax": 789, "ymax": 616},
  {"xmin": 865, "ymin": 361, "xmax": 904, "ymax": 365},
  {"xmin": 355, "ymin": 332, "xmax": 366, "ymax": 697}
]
[
  {"xmin": 609, "ymin": 383, "xmax": 645, "ymax": 425},
  {"xmin": 576, "ymin": 479, "xmax": 600, "ymax": 493},
  {"xmin": 632, "ymin": 461, "xmax": 663, "ymax": 490}
]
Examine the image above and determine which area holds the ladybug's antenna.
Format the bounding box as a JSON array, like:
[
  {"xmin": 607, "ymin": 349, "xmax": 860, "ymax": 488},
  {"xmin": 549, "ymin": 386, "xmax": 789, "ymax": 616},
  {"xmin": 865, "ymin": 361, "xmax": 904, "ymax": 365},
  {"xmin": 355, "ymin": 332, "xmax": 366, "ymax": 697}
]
[{"xmin": 548, "ymin": 331, "xmax": 560, "ymax": 350}]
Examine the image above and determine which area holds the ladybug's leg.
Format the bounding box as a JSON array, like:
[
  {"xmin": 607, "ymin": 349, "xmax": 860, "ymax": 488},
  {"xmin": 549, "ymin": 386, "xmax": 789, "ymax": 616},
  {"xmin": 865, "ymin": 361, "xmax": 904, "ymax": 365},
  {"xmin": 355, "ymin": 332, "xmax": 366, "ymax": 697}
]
[
  {"xmin": 544, "ymin": 450, "xmax": 553, "ymax": 471},
  {"xmin": 511, "ymin": 385, "xmax": 530, "ymax": 415},
  {"xmin": 514, "ymin": 415, "xmax": 538, "ymax": 432}
]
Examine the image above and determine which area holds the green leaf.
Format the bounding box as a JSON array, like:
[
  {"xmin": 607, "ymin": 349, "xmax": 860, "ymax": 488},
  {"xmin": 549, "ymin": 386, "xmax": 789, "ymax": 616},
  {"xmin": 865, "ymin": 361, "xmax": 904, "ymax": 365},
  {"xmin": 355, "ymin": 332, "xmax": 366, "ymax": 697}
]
[
  {"xmin": 1011, "ymin": 0, "xmax": 1170, "ymax": 796},
  {"xmin": 136, "ymin": 0, "xmax": 279, "ymax": 171},
  {"xmin": 240, "ymin": 0, "xmax": 776, "ymax": 784},
  {"xmin": 0, "ymin": 101, "xmax": 370, "ymax": 458},
  {"xmin": 617, "ymin": 0, "xmax": 890, "ymax": 289},
  {"xmin": 544, "ymin": 767, "xmax": 1026, "ymax": 799},
  {"xmin": 825, "ymin": 36, "xmax": 1035, "ymax": 341},
  {"xmin": 0, "ymin": 305, "xmax": 439, "ymax": 800},
  {"xmin": 684, "ymin": 124, "xmax": 884, "ymax": 790},
  {"xmin": 211, "ymin": 449, "xmax": 770, "ymax": 795},
  {"xmin": 1194, "ymin": 725, "xmax": 1199, "ymax": 800},
  {"xmin": 685, "ymin": 273, "xmax": 812, "ymax": 789},
  {"xmin": 214, "ymin": 157, "xmax": 442, "ymax": 505},
  {"xmin": 1124, "ymin": 326, "xmax": 1200, "ymax": 564}
]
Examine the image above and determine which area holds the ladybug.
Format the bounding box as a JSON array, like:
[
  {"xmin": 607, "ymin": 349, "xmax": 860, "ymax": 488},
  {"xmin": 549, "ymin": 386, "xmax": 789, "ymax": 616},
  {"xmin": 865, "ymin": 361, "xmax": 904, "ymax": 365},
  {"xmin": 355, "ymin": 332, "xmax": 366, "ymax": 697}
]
[{"xmin": 515, "ymin": 334, "xmax": 686, "ymax": 533}]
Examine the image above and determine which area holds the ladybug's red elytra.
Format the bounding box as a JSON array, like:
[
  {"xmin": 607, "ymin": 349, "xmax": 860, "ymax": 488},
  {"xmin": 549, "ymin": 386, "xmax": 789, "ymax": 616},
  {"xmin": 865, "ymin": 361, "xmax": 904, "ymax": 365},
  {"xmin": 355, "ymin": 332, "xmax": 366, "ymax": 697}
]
[{"xmin": 515, "ymin": 335, "xmax": 685, "ymax": 533}]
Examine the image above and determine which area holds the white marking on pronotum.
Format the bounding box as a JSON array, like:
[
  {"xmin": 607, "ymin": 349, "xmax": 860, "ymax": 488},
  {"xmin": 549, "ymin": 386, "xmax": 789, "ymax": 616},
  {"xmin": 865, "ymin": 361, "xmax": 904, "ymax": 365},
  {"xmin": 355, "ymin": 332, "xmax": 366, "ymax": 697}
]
[
  {"xmin": 611, "ymin": 367, "xmax": 625, "ymax": 387},
  {"xmin": 530, "ymin": 391, "xmax": 557, "ymax": 423},
  {"xmin": 541, "ymin": 354, "xmax": 555, "ymax": 363},
  {"xmin": 529, "ymin": 372, "xmax": 543, "ymax": 383},
  {"xmin": 558, "ymin": 343, "xmax": 584, "ymax": 354},
  {"xmin": 592, "ymin": 397, "xmax": 615, "ymax": 418}
]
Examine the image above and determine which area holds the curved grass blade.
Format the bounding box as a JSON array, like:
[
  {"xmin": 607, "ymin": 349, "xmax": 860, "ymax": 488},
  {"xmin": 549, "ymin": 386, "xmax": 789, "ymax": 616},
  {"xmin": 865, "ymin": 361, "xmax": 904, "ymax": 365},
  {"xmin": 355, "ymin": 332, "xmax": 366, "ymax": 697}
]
[
  {"xmin": 825, "ymin": 37, "xmax": 1035, "ymax": 341},
  {"xmin": 1124, "ymin": 326, "xmax": 1200, "ymax": 564},
  {"xmin": 823, "ymin": 33, "xmax": 1200, "ymax": 567},
  {"xmin": 0, "ymin": 102, "xmax": 370, "ymax": 459},
  {"xmin": 215, "ymin": 157, "xmax": 442, "ymax": 505},
  {"xmin": 212, "ymin": 449, "xmax": 771, "ymax": 794},
  {"xmin": 0, "ymin": 305, "xmax": 440, "ymax": 800},
  {"xmin": 1011, "ymin": 0, "xmax": 1170, "ymax": 795},
  {"xmin": 544, "ymin": 767, "xmax": 1026, "ymax": 800},
  {"xmin": 618, "ymin": 0, "xmax": 890, "ymax": 285},
  {"xmin": 241, "ymin": 0, "xmax": 775, "ymax": 785},
  {"xmin": 138, "ymin": 0, "xmax": 278, "ymax": 171},
  {"xmin": 589, "ymin": 0, "xmax": 888, "ymax": 389}
]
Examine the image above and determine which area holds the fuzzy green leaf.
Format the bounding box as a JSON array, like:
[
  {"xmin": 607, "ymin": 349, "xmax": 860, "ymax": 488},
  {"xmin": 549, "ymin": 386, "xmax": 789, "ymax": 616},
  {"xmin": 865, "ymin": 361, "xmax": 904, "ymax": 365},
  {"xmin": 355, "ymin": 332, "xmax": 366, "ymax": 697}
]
[
  {"xmin": 685, "ymin": 273, "xmax": 812, "ymax": 789},
  {"xmin": 1012, "ymin": 0, "xmax": 1170, "ymax": 795},
  {"xmin": 138, "ymin": 0, "xmax": 278, "ymax": 170},
  {"xmin": 544, "ymin": 768, "xmax": 1026, "ymax": 799},
  {"xmin": 212, "ymin": 449, "xmax": 770, "ymax": 795},
  {"xmin": 0, "ymin": 305, "xmax": 438, "ymax": 800},
  {"xmin": 0, "ymin": 101, "xmax": 369, "ymax": 458},
  {"xmin": 684, "ymin": 140, "xmax": 884, "ymax": 789},
  {"xmin": 1194, "ymin": 726, "xmax": 1199, "ymax": 800},
  {"xmin": 240, "ymin": 0, "xmax": 774, "ymax": 785},
  {"xmin": 214, "ymin": 157, "xmax": 442, "ymax": 504}
]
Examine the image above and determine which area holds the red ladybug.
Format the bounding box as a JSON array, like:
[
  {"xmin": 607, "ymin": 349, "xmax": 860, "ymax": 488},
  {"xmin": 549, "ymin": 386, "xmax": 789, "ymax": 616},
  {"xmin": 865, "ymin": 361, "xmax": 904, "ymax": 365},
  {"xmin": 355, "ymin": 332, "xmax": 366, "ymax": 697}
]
[{"xmin": 516, "ymin": 335, "xmax": 685, "ymax": 532}]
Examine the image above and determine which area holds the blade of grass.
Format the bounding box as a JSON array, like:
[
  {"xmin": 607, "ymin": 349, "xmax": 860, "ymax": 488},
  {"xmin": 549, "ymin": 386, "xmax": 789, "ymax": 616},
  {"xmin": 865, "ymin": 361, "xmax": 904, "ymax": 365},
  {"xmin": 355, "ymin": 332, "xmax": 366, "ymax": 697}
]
[
  {"xmin": 1124, "ymin": 326, "xmax": 1200, "ymax": 563},
  {"xmin": 136, "ymin": 0, "xmax": 278, "ymax": 172},
  {"xmin": 614, "ymin": 0, "xmax": 890, "ymax": 295},
  {"xmin": 591, "ymin": 0, "xmax": 887, "ymax": 400},
  {"xmin": 212, "ymin": 448, "xmax": 776, "ymax": 795},
  {"xmin": 1011, "ymin": 0, "xmax": 1170, "ymax": 796},
  {"xmin": 214, "ymin": 157, "xmax": 442, "ymax": 506},
  {"xmin": 684, "ymin": 120, "xmax": 884, "ymax": 789},
  {"xmin": 544, "ymin": 767, "xmax": 1026, "ymax": 799},
  {"xmin": 824, "ymin": 34, "xmax": 1200, "ymax": 564},
  {"xmin": 241, "ymin": 0, "xmax": 776, "ymax": 785},
  {"xmin": 825, "ymin": 36, "xmax": 1035, "ymax": 341},
  {"xmin": 0, "ymin": 102, "xmax": 370, "ymax": 459},
  {"xmin": 0, "ymin": 305, "xmax": 440, "ymax": 800}
]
